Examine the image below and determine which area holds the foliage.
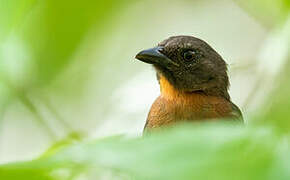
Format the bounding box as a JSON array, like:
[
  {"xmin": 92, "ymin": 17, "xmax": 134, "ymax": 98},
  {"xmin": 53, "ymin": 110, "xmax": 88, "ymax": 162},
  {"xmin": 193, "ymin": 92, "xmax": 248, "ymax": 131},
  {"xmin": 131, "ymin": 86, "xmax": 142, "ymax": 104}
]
[
  {"xmin": 1, "ymin": 123, "xmax": 290, "ymax": 180},
  {"xmin": 0, "ymin": 0, "xmax": 128, "ymax": 138},
  {"xmin": 0, "ymin": 0, "xmax": 289, "ymax": 179}
]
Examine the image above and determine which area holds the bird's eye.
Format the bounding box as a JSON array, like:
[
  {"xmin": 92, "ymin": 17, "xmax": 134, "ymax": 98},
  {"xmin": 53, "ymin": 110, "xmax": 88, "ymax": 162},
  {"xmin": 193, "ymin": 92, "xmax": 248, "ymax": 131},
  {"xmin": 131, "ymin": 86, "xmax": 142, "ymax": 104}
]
[{"xmin": 183, "ymin": 50, "xmax": 196, "ymax": 61}]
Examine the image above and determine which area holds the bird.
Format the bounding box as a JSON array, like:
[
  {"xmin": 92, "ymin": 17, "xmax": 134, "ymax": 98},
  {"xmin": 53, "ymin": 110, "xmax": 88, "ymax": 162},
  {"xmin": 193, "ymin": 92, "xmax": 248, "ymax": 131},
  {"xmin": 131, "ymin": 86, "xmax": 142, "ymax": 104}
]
[{"xmin": 135, "ymin": 35, "xmax": 243, "ymax": 132}]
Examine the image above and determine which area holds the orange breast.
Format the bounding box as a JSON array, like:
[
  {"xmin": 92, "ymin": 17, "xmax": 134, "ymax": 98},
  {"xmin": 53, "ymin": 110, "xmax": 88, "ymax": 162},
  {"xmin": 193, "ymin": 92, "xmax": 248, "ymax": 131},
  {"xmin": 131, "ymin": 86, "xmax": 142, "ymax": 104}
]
[{"xmin": 145, "ymin": 75, "xmax": 235, "ymax": 129}]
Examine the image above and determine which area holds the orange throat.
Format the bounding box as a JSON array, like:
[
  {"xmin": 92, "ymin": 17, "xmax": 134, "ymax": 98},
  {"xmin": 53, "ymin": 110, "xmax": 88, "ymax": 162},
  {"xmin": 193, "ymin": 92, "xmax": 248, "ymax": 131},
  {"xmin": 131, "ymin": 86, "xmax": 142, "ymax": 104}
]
[{"xmin": 159, "ymin": 75, "xmax": 192, "ymax": 102}]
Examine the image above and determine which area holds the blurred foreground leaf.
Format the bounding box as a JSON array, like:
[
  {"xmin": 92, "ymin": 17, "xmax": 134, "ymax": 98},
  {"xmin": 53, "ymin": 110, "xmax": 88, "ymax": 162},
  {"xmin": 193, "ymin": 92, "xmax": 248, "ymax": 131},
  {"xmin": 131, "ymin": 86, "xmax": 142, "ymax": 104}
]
[{"xmin": 1, "ymin": 123, "xmax": 290, "ymax": 180}]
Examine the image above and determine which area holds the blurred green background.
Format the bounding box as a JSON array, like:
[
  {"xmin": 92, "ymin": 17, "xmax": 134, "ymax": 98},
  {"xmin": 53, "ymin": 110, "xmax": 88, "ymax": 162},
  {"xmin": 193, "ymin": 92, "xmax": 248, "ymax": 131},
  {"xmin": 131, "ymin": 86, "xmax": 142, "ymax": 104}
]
[{"xmin": 0, "ymin": 0, "xmax": 289, "ymax": 179}]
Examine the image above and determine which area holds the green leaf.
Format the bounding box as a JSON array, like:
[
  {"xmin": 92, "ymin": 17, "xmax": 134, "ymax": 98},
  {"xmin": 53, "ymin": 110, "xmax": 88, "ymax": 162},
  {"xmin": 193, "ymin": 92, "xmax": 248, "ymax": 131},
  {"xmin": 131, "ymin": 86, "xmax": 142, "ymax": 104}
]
[{"xmin": 1, "ymin": 124, "xmax": 290, "ymax": 180}]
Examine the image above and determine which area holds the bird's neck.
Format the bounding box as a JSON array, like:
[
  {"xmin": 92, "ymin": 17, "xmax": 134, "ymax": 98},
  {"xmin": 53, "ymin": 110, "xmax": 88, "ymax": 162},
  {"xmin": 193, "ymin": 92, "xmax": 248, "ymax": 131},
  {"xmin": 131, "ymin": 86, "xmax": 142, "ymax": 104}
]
[
  {"xmin": 159, "ymin": 75, "xmax": 228, "ymax": 104},
  {"xmin": 159, "ymin": 75, "xmax": 200, "ymax": 102}
]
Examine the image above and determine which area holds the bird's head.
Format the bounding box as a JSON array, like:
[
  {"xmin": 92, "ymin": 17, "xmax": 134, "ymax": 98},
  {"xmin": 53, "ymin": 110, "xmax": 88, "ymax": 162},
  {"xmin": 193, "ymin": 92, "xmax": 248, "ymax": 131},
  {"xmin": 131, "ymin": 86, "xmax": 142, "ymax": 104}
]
[{"xmin": 135, "ymin": 36, "xmax": 230, "ymax": 99}]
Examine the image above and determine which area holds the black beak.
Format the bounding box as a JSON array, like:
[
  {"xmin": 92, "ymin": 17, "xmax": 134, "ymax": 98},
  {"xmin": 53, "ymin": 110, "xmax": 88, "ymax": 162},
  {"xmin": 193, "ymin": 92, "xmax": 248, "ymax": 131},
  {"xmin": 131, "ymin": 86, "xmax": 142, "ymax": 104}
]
[{"xmin": 135, "ymin": 47, "xmax": 179, "ymax": 67}]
